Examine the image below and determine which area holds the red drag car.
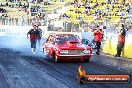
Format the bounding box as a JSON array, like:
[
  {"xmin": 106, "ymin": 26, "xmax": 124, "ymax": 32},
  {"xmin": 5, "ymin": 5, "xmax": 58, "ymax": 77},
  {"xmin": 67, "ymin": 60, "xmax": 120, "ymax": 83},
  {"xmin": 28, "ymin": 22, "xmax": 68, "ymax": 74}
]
[{"xmin": 42, "ymin": 34, "xmax": 92, "ymax": 62}]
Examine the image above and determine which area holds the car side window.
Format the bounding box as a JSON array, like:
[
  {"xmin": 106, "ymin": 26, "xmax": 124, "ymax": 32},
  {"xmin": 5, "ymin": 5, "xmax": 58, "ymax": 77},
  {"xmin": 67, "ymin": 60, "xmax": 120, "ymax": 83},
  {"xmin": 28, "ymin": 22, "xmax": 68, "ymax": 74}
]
[
  {"xmin": 55, "ymin": 36, "xmax": 66, "ymax": 44},
  {"xmin": 48, "ymin": 35, "xmax": 54, "ymax": 43}
]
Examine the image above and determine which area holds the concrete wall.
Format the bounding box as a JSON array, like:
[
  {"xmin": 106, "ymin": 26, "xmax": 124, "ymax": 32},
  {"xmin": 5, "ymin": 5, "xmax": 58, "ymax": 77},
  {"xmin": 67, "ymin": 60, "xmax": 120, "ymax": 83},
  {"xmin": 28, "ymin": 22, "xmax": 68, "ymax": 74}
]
[{"xmin": 103, "ymin": 32, "xmax": 132, "ymax": 58}]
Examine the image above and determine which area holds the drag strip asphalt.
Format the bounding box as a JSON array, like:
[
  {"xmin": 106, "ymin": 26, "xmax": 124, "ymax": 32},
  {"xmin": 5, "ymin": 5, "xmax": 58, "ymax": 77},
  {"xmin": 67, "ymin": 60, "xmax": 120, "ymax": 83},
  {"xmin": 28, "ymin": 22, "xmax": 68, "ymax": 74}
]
[{"xmin": 0, "ymin": 48, "xmax": 131, "ymax": 88}]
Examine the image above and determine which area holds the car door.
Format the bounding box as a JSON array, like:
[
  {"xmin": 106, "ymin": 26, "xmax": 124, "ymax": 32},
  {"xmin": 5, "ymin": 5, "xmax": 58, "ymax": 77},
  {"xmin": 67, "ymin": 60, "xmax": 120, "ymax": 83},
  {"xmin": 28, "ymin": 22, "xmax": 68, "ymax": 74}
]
[
  {"xmin": 44, "ymin": 36, "xmax": 50, "ymax": 54},
  {"xmin": 45, "ymin": 35, "xmax": 54, "ymax": 56}
]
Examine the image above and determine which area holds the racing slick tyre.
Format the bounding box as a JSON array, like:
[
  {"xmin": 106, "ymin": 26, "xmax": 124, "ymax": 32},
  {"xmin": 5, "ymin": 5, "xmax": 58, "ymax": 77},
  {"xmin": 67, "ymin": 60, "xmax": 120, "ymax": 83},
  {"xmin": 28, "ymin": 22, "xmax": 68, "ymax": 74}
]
[
  {"xmin": 43, "ymin": 48, "xmax": 46, "ymax": 53},
  {"xmin": 42, "ymin": 48, "xmax": 45, "ymax": 53},
  {"xmin": 43, "ymin": 48, "xmax": 48, "ymax": 57},
  {"xmin": 84, "ymin": 59, "xmax": 90, "ymax": 62}
]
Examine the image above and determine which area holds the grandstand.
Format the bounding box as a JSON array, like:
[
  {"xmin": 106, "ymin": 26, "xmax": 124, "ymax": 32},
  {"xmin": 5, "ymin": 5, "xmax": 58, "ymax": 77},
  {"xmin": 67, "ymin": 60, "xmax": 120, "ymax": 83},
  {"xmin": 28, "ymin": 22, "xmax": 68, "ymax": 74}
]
[
  {"xmin": 0, "ymin": 0, "xmax": 131, "ymax": 31},
  {"xmin": 0, "ymin": 0, "xmax": 67, "ymax": 25},
  {"xmin": 64, "ymin": 0, "xmax": 129, "ymax": 23},
  {"xmin": 58, "ymin": 0, "xmax": 131, "ymax": 31}
]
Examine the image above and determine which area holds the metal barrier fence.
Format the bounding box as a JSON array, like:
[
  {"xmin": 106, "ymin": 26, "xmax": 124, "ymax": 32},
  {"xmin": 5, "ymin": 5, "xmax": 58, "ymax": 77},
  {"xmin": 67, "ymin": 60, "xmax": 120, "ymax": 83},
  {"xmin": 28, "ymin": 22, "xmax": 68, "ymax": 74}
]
[{"xmin": 0, "ymin": 16, "xmax": 47, "ymax": 26}]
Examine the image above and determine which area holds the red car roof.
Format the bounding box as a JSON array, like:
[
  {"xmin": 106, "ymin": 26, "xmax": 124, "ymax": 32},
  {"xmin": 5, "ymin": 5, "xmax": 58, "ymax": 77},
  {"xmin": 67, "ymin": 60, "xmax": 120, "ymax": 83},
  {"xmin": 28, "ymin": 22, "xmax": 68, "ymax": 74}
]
[{"xmin": 50, "ymin": 33, "xmax": 76, "ymax": 36}]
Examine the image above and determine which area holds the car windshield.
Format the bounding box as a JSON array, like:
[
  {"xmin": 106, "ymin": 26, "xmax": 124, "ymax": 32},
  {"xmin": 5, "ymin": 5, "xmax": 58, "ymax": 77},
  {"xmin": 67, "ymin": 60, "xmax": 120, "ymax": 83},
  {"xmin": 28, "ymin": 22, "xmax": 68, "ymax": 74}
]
[{"xmin": 55, "ymin": 35, "xmax": 80, "ymax": 44}]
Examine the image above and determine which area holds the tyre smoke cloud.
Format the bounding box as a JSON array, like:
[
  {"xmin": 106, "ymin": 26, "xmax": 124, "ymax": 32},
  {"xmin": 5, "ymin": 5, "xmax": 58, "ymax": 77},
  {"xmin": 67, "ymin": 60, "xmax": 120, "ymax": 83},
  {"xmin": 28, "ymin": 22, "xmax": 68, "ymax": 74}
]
[{"xmin": 0, "ymin": 36, "xmax": 46, "ymax": 57}]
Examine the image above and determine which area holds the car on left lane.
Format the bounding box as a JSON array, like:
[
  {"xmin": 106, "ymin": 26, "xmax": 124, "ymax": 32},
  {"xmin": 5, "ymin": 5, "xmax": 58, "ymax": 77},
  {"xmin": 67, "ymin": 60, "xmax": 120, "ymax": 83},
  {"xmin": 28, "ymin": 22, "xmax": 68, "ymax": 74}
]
[{"xmin": 42, "ymin": 33, "xmax": 92, "ymax": 62}]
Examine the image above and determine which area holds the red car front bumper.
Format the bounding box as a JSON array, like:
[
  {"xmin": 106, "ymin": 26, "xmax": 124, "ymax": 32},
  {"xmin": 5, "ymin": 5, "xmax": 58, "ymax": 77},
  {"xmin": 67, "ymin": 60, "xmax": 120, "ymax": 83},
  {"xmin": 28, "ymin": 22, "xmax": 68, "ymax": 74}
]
[{"xmin": 56, "ymin": 54, "xmax": 92, "ymax": 61}]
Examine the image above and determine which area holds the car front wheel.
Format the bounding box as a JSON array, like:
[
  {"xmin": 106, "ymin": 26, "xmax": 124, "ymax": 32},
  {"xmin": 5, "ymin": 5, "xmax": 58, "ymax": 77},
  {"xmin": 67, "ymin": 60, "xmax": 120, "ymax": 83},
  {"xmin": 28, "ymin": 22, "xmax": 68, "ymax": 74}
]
[{"xmin": 84, "ymin": 59, "xmax": 90, "ymax": 62}]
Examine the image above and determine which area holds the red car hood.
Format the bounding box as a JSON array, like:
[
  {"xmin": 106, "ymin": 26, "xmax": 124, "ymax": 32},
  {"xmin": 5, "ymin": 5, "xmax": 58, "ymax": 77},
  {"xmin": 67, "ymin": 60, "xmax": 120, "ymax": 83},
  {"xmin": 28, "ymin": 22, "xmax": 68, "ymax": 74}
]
[{"xmin": 55, "ymin": 40, "xmax": 91, "ymax": 50}]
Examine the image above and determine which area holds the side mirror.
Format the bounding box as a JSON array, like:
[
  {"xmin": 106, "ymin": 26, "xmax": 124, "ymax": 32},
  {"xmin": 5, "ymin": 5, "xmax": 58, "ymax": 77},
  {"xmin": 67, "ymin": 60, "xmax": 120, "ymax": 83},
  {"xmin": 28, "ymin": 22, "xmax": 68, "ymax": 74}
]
[{"xmin": 46, "ymin": 39, "xmax": 49, "ymax": 43}]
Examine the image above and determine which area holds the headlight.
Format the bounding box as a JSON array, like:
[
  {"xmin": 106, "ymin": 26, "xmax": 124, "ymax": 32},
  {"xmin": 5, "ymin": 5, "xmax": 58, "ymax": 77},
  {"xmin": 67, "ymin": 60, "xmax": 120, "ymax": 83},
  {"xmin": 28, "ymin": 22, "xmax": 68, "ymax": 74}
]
[
  {"xmin": 83, "ymin": 49, "xmax": 90, "ymax": 54},
  {"xmin": 60, "ymin": 50, "xmax": 68, "ymax": 54}
]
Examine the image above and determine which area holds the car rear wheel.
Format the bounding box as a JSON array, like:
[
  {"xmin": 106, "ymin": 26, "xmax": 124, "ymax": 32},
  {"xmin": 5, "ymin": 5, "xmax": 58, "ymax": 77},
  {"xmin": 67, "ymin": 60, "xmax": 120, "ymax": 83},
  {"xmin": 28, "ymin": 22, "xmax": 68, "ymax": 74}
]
[
  {"xmin": 43, "ymin": 48, "xmax": 49, "ymax": 58},
  {"xmin": 42, "ymin": 48, "xmax": 45, "ymax": 53},
  {"xmin": 43, "ymin": 48, "xmax": 47, "ymax": 53}
]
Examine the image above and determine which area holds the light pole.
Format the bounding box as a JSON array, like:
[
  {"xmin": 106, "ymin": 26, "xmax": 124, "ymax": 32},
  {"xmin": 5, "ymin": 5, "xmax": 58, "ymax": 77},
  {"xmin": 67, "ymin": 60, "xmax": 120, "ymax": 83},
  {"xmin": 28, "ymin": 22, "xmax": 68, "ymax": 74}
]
[{"xmin": 26, "ymin": 0, "xmax": 31, "ymax": 16}]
